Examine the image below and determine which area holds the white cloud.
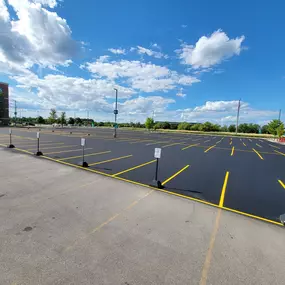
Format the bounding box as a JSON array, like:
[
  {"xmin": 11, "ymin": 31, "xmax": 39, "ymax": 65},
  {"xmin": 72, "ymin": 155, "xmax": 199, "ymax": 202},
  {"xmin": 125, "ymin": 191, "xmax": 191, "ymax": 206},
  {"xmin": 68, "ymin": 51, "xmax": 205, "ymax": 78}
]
[
  {"xmin": 82, "ymin": 58, "xmax": 200, "ymax": 92},
  {"xmin": 0, "ymin": 0, "xmax": 80, "ymax": 73},
  {"xmin": 108, "ymin": 48, "xmax": 126, "ymax": 55},
  {"xmin": 181, "ymin": 24, "xmax": 187, "ymax": 28},
  {"xmin": 176, "ymin": 89, "xmax": 186, "ymax": 98},
  {"xmin": 135, "ymin": 46, "xmax": 168, "ymax": 59},
  {"xmin": 193, "ymin": 100, "xmax": 247, "ymax": 112},
  {"xmin": 178, "ymin": 30, "xmax": 245, "ymax": 68}
]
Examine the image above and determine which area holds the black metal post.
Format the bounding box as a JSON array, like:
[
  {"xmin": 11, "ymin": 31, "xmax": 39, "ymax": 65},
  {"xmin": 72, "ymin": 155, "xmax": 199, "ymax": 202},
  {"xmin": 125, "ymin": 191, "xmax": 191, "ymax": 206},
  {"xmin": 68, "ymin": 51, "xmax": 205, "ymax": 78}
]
[
  {"xmin": 155, "ymin": 158, "xmax": 159, "ymax": 181},
  {"xmin": 35, "ymin": 132, "xmax": 43, "ymax": 156},
  {"xmin": 81, "ymin": 140, "xmax": 88, "ymax": 167},
  {"xmin": 114, "ymin": 88, "xmax": 118, "ymax": 138}
]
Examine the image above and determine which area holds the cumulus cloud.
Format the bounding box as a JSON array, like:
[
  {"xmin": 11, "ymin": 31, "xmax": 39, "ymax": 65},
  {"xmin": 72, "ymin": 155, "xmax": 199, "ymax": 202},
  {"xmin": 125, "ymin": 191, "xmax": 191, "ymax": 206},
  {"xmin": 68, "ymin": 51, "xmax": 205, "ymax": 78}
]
[
  {"xmin": 176, "ymin": 89, "xmax": 186, "ymax": 98},
  {"xmin": 0, "ymin": 0, "xmax": 80, "ymax": 72},
  {"xmin": 178, "ymin": 30, "xmax": 245, "ymax": 68},
  {"xmin": 193, "ymin": 100, "xmax": 248, "ymax": 112},
  {"xmin": 82, "ymin": 57, "xmax": 200, "ymax": 92},
  {"xmin": 108, "ymin": 48, "xmax": 126, "ymax": 55}
]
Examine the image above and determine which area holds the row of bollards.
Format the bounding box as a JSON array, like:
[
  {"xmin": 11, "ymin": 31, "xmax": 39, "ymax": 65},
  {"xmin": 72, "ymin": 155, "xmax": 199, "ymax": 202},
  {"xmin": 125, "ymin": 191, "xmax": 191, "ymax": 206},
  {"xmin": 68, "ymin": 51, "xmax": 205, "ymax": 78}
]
[{"xmin": 6, "ymin": 129, "xmax": 163, "ymax": 189}]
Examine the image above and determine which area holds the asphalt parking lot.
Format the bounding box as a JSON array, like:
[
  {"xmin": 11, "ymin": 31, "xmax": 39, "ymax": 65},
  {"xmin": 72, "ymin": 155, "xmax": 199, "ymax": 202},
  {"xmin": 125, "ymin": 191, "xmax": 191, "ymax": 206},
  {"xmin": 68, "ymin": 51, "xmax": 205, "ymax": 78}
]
[{"xmin": 1, "ymin": 127, "xmax": 285, "ymax": 225}]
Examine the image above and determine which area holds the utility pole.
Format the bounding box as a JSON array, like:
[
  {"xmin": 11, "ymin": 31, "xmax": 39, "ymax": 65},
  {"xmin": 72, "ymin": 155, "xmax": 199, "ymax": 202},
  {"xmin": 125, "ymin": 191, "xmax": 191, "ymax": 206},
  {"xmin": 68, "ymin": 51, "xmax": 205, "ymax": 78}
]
[
  {"xmin": 14, "ymin": 100, "xmax": 17, "ymax": 125},
  {"xmin": 236, "ymin": 99, "xmax": 241, "ymax": 134},
  {"xmin": 113, "ymin": 88, "xmax": 118, "ymax": 138}
]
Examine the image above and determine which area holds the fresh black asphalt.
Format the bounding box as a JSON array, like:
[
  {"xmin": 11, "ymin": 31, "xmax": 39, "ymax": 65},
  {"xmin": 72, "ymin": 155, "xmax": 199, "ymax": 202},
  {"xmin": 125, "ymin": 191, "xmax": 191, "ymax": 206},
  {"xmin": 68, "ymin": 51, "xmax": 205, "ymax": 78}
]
[{"xmin": 1, "ymin": 127, "xmax": 285, "ymax": 224}]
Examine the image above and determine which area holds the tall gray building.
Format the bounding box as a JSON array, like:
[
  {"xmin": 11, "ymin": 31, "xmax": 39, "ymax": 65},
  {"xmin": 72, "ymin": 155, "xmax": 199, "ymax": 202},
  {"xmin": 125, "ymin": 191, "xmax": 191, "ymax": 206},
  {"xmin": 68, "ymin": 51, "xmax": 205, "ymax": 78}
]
[{"xmin": 0, "ymin": 82, "xmax": 9, "ymax": 126}]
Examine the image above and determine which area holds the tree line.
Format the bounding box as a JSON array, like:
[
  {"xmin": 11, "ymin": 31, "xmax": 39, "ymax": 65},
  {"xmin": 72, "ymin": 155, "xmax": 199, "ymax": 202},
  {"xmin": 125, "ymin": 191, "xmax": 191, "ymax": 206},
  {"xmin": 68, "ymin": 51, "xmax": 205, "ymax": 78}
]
[{"xmin": 145, "ymin": 118, "xmax": 285, "ymax": 137}]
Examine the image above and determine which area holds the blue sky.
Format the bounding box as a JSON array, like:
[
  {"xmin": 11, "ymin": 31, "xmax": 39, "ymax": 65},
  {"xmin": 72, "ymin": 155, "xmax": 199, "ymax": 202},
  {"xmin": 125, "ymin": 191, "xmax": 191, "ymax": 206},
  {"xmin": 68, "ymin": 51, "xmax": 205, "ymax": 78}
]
[{"xmin": 0, "ymin": 0, "xmax": 284, "ymax": 125}]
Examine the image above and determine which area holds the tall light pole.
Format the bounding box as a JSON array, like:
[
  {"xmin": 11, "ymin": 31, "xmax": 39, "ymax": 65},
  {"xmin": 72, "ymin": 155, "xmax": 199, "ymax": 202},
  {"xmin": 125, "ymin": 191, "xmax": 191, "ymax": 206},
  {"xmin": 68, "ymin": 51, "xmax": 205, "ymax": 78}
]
[
  {"xmin": 113, "ymin": 88, "xmax": 118, "ymax": 138},
  {"xmin": 236, "ymin": 99, "xmax": 241, "ymax": 134},
  {"xmin": 278, "ymin": 109, "xmax": 282, "ymax": 123}
]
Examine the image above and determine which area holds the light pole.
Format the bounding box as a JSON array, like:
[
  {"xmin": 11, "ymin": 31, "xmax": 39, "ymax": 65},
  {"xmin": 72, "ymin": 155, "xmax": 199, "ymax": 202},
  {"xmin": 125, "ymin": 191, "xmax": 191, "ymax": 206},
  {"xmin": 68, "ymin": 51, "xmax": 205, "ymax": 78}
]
[{"xmin": 113, "ymin": 88, "xmax": 118, "ymax": 138}]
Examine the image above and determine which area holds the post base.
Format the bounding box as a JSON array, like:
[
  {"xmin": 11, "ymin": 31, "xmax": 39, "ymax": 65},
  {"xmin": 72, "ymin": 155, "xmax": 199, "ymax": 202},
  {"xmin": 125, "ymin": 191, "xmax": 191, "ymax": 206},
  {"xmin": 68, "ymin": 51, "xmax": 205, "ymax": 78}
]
[
  {"xmin": 7, "ymin": 144, "xmax": 15, "ymax": 149},
  {"xmin": 81, "ymin": 161, "xmax": 89, "ymax": 168},
  {"xmin": 150, "ymin": 180, "xmax": 164, "ymax": 189},
  {"xmin": 35, "ymin": 151, "xmax": 43, "ymax": 156}
]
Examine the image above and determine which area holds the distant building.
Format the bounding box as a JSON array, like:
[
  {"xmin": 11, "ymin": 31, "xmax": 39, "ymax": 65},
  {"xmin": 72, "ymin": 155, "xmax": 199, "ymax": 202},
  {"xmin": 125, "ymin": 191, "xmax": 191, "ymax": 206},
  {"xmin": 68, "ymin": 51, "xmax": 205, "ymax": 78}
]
[{"xmin": 0, "ymin": 82, "xmax": 9, "ymax": 126}]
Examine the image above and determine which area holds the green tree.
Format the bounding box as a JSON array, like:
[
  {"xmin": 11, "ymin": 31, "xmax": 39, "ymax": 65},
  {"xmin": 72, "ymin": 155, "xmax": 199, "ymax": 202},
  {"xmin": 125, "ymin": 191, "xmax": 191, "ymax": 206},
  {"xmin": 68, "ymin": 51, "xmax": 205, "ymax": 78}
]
[
  {"xmin": 228, "ymin": 124, "xmax": 236, "ymax": 132},
  {"xmin": 261, "ymin": 124, "xmax": 269, "ymax": 134},
  {"xmin": 178, "ymin": 122, "xmax": 191, "ymax": 130},
  {"xmin": 145, "ymin": 118, "xmax": 154, "ymax": 130},
  {"xmin": 277, "ymin": 124, "xmax": 285, "ymax": 138},
  {"xmin": 59, "ymin": 112, "xmax": 66, "ymax": 127},
  {"xmin": 36, "ymin": 116, "xmax": 45, "ymax": 124},
  {"xmin": 68, "ymin": 117, "xmax": 75, "ymax": 125},
  {"xmin": 48, "ymin": 108, "xmax": 57, "ymax": 124},
  {"xmin": 75, "ymin": 117, "xmax": 83, "ymax": 125},
  {"xmin": 220, "ymin": 125, "xmax": 228, "ymax": 132},
  {"xmin": 268, "ymin": 119, "xmax": 283, "ymax": 136}
]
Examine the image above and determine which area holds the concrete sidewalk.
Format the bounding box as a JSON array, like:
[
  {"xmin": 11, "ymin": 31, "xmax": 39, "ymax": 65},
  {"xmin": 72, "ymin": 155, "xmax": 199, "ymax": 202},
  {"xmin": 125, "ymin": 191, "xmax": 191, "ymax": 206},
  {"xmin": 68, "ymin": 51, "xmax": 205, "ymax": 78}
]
[{"xmin": 0, "ymin": 148, "xmax": 284, "ymax": 285}]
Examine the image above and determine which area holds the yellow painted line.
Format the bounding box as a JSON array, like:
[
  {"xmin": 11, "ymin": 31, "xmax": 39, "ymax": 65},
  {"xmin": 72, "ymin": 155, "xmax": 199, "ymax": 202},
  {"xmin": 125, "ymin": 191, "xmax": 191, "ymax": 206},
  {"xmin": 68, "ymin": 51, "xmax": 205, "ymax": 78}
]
[
  {"xmin": 252, "ymin": 148, "xmax": 264, "ymax": 160},
  {"xmin": 20, "ymin": 142, "xmax": 64, "ymax": 147},
  {"xmin": 204, "ymin": 140, "xmax": 211, "ymax": 143},
  {"xmin": 192, "ymin": 139, "xmax": 201, "ymax": 142},
  {"xmin": 278, "ymin": 179, "xmax": 285, "ymax": 189},
  {"xmin": 112, "ymin": 159, "xmax": 156, "ymax": 177},
  {"xmin": 27, "ymin": 144, "xmax": 77, "ymax": 151},
  {"xmin": 243, "ymin": 142, "xmax": 246, "ymax": 147},
  {"xmin": 219, "ymin": 171, "xmax": 229, "ymax": 207},
  {"xmin": 162, "ymin": 142, "xmax": 184, "ymax": 148},
  {"xmin": 89, "ymin": 154, "xmax": 133, "ymax": 166},
  {"xmin": 229, "ymin": 141, "xmax": 232, "ymax": 145},
  {"xmin": 269, "ymin": 144, "xmax": 280, "ymax": 149},
  {"xmin": 146, "ymin": 141, "xmax": 171, "ymax": 146},
  {"xmin": 45, "ymin": 148, "xmax": 93, "ymax": 155},
  {"xmin": 182, "ymin": 143, "xmax": 200, "ymax": 150},
  {"xmin": 222, "ymin": 207, "xmax": 283, "ymax": 226},
  {"xmin": 249, "ymin": 139, "xmax": 252, "ymax": 142},
  {"xmin": 204, "ymin": 145, "xmax": 216, "ymax": 153},
  {"xmin": 199, "ymin": 209, "xmax": 222, "ymax": 285},
  {"xmin": 231, "ymin": 146, "xmax": 235, "ymax": 156},
  {"xmin": 256, "ymin": 143, "xmax": 262, "ymax": 148},
  {"xmin": 161, "ymin": 165, "xmax": 190, "ymax": 186},
  {"xmin": 130, "ymin": 139, "xmax": 154, "ymax": 144},
  {"xmin": 216, "ymin": 140, "xmax": 222, "ymax": 144},
  {"xmin": 274, "ymin": 150, "xmax": 285, "ymax": 156},
  {"xmin": 59, "ymin": 150, "xmax": 111, "ymax": 161}
]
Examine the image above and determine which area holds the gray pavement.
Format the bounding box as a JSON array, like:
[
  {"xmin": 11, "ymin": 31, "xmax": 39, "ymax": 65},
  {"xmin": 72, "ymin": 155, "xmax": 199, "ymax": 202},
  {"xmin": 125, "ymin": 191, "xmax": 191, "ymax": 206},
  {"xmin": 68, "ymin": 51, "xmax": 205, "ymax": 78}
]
[{"xmin": 0, "ymin": 148, "xmax": 285, "ymax": 285}]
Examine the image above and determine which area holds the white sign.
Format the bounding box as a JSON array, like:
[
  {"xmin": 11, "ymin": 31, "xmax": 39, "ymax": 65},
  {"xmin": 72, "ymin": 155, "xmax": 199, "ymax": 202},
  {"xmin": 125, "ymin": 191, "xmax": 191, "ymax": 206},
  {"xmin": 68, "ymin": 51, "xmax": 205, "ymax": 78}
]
[
  {"xmin": 37, "ymin": 132, "xmax": 40, "ymax": 139},
  {"xmin": 154, "ymin": 148, "xmax": 162, "ymax": 159},
  {"xmin": 9, "ymin": 128, "xmax": 12, "ymax": 134},
  {"xmin": 81, "ymin": 138, "xmax": 86, "ymax": 147}
]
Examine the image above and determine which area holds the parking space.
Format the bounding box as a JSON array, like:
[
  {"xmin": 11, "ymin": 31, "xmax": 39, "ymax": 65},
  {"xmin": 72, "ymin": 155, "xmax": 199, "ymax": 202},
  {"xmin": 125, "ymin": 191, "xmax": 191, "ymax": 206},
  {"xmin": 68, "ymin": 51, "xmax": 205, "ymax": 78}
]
[{"xmin": 1, "ymin": 127, "xmax": 285, "ymax": 226}]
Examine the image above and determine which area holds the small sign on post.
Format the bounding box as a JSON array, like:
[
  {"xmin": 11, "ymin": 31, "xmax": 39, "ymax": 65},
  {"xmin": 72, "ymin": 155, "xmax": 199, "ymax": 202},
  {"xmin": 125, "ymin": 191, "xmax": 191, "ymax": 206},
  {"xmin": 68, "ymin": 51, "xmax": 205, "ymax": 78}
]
[
  {"xmin": 35, "ymin": 131, "xmax": 43, "ymax": 156},
  {"xmin": 7, "ymin": 128, "xmax": 15, "ymax": 148},
  {"xmin": 81, "ymin": 138, "xmax": 88, "ymax": 168},
  {"xmin": 153, "ymin": 148, "xmax": 163, "ymax": 189}
]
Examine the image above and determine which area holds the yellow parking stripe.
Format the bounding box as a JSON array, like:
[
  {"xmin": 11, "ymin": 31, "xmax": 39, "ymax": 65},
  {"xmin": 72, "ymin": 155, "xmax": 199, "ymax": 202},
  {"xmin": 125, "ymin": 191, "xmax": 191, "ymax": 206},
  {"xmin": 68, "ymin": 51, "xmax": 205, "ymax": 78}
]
[
  {"xmin": 162, "ymin": 165, "xmax": 190, "ymax": 186},
  {"xmin": 219, "ymin": 171, "xmax": 229, "ymax": 207},
  {"xmin": 59, "ymin": 150, "xmax": 111, "ymax": 161},
  {"xmin": 112, "ymin": 159, "xmax": 156, "ymax": 177},
  {"xmin": 162, "ymin": 142, "xmax": 184, "ymax": 148},
  {"xmin": 182, "ymin": 143, "xmax": 200, "ymax": 150},
  {"xmin": 252, "ymin": 148, "xmax": 264, "ymax": 160},
  {"xmin": 231, "ymin": 146, "xmax": 235, "ymax": 156},
  {"xmin": 89, "ymin": 154, "xmax": 133, "ymax": 166},
  {"xmin": 230, "ymin": 141, "xmax": 232, "ymax": 145},
  {"xmin": 269, "ymin": 144, "xmax": 280, "ymax": 149},
  {"xmin": 278, "ymin": 179, "xmax": 285, "ymax": 189},
  {"xmin": 243, "ymin": 142, "xmax": 246, "ymax": 147},
  {"xmin": 130, "ymin": 139, "xmax": 154, "ymax": 144},
  {"xmin": 256, "ymin": 143, "xmax": 262, "ymax": 148},
  {"xmin": 27, "ymin": 144, "xmax": 77, "ymax": 151},
  {"xmin": 204, "ymin": 140, "xmax": 211, "ymax": 143},
  {"xmin": 249, "ymin": 139, "xmax": 252, "ymax": 142},
  {"xmin": 45, "ymin": 148, "xmax": 93, "ymax": 155},
  {"xmin": 204, "ymin": 145, "xmax": 216, "ymax": 153},
  {"xmin": 146, "ymin": 141, "xmax": 171, "ymax": 146},
  {"xmin": 274, "ymin": 150, "xmax": 285, "ymax": 156}
]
